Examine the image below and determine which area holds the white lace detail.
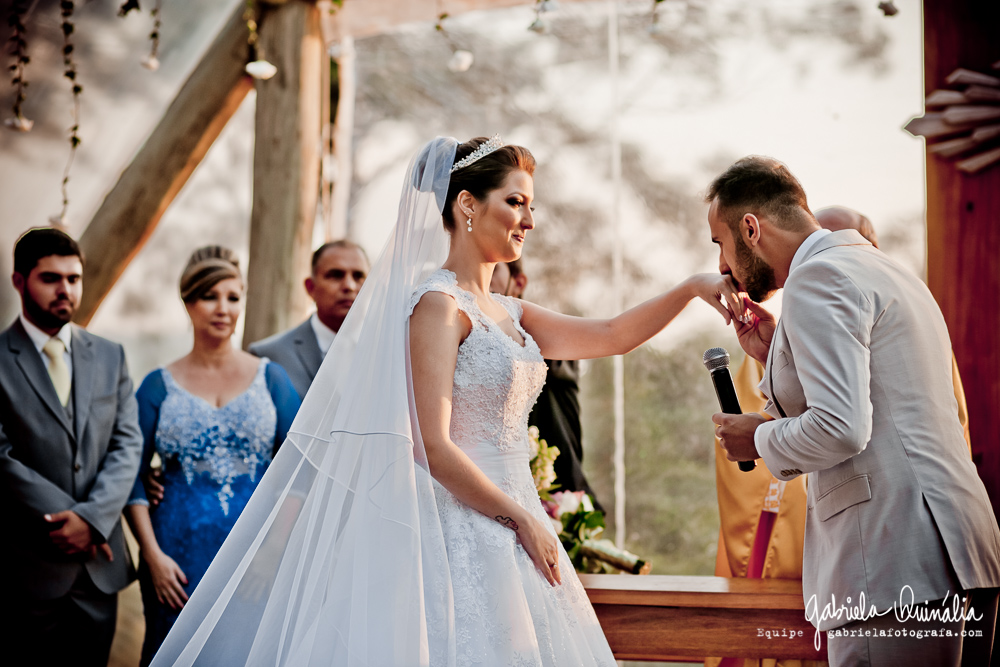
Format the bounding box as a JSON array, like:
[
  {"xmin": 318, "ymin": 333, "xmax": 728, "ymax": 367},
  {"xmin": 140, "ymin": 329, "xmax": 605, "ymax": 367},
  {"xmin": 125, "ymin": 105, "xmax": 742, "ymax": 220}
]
[
  {"xmin": 409, "ymin": 268, "xmax": 616, "ymax": 667},
  {"xmin": 410, "ymin": 269, "xmax": 548, "ymax": 453}
]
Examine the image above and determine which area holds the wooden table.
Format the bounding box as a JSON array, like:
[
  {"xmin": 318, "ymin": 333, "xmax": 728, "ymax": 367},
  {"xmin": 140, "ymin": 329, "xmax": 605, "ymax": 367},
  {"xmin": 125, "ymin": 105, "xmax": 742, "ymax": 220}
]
[{"xmin": 580, "ymin": 574, "xmax": 827, "ymax": 662}]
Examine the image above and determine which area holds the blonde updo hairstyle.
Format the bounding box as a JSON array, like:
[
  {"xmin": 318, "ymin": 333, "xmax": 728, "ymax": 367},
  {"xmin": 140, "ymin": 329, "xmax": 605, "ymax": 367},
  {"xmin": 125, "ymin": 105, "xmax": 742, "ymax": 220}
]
[{"xmin": 179, "ymin": 246, "xmax": 242, "ymax": 304}]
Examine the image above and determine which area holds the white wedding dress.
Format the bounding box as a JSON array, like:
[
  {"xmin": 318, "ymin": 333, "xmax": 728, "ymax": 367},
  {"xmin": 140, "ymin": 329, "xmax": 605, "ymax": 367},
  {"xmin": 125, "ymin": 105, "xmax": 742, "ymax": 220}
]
[
  {"xmin": 149, "ymin": 137, "xmax": 615, "ymax": 667},
  {"xmin": 410, "ymin": 269, "xmax": 616, "ymax": 667}
]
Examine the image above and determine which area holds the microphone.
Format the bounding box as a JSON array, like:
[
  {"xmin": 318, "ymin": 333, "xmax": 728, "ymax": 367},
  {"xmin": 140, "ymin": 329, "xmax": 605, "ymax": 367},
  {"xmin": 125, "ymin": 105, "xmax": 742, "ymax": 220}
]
[{"xmin": 703, "ymin": 347, "xmax": 755, "ymax": 472}]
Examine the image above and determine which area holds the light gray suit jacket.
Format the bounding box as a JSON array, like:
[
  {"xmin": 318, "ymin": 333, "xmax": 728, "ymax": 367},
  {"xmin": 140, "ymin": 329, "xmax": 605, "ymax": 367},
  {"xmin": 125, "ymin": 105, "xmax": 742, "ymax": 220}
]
[
  {"xmin": 248, "ymin": 319, "xmax": 323, "ymax": 400},
  {"xmin": 0, "ymin": 319, "xmax": 142, "ymax": 599},
  {"xmin": 756, "ymin": 230, "xmax": 1000, "ymax": 630}
]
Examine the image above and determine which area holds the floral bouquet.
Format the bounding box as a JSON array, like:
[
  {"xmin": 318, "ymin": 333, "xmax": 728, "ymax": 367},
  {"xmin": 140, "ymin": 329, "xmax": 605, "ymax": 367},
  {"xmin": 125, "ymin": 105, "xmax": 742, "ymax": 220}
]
[
  {"xmin": 543, "ymin": 490, "xmax": 616, "ymax": 573},
  {"xmin": 528, "ymin": 425, "xmax": 559, "ymax": 499},
  {"xmin": 529, "ymin": 426, "xmax": 649, "ymax": 574}
]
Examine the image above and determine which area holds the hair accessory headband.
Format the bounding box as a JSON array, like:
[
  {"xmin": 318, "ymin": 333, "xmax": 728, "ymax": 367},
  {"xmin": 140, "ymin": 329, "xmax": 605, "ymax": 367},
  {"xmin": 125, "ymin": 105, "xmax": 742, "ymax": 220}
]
[{"xmin": 450, "ymin": 134, "xmax": 504, "ymax": 173}]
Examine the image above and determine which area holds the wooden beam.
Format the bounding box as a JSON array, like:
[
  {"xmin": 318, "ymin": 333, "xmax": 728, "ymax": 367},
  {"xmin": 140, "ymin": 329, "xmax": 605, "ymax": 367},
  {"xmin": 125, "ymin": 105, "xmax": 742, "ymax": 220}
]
[
  {"xmin": 243, "ymin": 0, "xmax": 324, "ymax": 346},
  {"xmin": 74, "ymin": 3, "xmax": 253, "ymax": 325},
  {"xmin": 326, "ymin": 0, "xmax": 595, "ymax": 41},
  {"xmin": 924, "ymin": 0, "xmax": 1000, "ymax": 522},
  {"xmin": 581, "ymin": 574, "xmax": 826, "ymax": 661}
]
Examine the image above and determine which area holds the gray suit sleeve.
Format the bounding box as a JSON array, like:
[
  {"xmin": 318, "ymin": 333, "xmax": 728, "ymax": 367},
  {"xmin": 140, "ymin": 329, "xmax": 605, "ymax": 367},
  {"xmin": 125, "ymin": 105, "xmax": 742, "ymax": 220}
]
[
  {"xmin": 756, "ymin": 262, "xmax": 875, "ymax": 477},
  {"xmin": 70, "ymin": 344, "xmax": 143, "ymax": 541}
]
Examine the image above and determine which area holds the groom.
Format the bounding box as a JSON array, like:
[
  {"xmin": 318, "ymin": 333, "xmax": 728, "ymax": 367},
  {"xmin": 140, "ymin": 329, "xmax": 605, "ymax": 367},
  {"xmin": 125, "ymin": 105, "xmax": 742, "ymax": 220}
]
[{"xmin": 706, "ymin": 157, "xmax": 1000, "ymax": 666}]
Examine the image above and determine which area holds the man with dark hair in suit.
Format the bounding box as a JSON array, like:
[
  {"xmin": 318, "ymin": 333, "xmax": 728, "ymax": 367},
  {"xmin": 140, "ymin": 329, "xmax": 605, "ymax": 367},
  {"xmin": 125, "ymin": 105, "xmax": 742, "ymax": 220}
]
[
  {"xmin": 708, "ymin": 158, "xmax": 999, "ymax": 666},
  {"xmin": 0, "ymin": 227, "xmax": 142, "ymax": 666},
  {"xmin": 249, "ymin": 240, "xmax": 370, "ymax": 400}
]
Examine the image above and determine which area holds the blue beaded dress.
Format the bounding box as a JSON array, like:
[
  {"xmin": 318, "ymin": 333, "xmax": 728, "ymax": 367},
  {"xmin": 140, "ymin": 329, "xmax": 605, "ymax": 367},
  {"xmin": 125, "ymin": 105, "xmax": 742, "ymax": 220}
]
[{"xmin": 127, "ymin": 359, "xmax": 299, "ymax": 666}]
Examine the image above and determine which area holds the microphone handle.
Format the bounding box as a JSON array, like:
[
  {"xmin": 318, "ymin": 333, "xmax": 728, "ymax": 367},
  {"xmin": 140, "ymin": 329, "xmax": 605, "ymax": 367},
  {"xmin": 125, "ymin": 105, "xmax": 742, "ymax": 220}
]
[{"xmin": 710, "ymin": 368, "xmax": 756, "ymax": 473}]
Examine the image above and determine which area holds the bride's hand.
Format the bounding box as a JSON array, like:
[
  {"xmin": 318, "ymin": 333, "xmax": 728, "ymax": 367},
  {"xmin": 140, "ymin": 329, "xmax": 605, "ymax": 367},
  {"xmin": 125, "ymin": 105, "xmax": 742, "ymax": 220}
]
[
  {"xmin": 684, "ymin": 273, "xmax": 744, "ymax": 325},
  {"xmin": 515, "ymin": 515, "xmax": 563, "ymax": 586}
]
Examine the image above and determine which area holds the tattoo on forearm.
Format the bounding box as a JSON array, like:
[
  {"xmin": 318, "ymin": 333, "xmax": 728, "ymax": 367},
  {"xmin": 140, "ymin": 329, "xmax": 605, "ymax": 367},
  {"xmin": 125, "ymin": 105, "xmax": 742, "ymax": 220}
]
[{"xmin": 495, "ymin": 516, "xmax": 518, "ymax": 531}]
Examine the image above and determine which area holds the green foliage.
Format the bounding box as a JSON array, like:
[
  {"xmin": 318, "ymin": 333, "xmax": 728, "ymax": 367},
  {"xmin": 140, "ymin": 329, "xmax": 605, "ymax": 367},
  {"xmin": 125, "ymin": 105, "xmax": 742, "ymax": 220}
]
[
  {"xmin": 560, "ymin": 510, "xmax": 614, "ymax": 574},
  {"xmin": 582, "ymin": 334, "xmax": 740, "ymax": 575}
]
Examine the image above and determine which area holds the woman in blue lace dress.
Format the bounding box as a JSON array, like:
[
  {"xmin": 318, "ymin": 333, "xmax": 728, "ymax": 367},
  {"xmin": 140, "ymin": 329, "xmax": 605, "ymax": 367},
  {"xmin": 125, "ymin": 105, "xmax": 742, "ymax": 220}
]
[{"xmin": 124, "ymin": 246, "xmax": 299, "ymax": 666}]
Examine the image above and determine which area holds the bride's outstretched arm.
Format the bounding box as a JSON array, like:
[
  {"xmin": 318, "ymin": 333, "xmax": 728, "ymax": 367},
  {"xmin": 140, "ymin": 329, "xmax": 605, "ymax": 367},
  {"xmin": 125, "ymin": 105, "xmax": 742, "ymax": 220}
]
[
  {"xmin": 519, "ymin": 273, "xmax": 741, "ymax": 360},
  {"xmin": 410, "ymin": 291, "xmax": 562, "ymax": 586}
]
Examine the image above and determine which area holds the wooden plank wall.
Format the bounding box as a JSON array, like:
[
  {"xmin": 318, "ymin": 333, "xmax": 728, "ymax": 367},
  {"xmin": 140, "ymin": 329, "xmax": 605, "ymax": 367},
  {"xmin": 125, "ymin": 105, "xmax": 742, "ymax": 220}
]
[{"xmin": 923, "ymin": 0, "xmax": 1000, "ymax": 523}]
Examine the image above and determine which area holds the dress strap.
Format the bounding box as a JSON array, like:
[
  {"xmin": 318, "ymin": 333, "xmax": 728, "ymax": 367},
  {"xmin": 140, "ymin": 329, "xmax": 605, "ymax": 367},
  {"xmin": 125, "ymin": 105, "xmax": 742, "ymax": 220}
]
[
  {"xmin": 490, "ymin": 293, "xmax": 524, "ymax": 322},
  {"xmin": 407, "ymin": 269, "xmax": 487, "ymax": 328}
]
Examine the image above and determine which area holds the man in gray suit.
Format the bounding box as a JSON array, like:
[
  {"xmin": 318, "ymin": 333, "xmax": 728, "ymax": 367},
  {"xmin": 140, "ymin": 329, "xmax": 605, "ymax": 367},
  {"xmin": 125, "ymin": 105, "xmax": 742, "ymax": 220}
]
[
  {"xmin": 249, "ymin": 240, "xmax": 369, "ymax": 399},
  {"xmin": 0, "ymin": 228, "xmax": 142, "ymax": 666},
  {"xmin": 707, "ymin": 157, "xmax": 1000, "ymax": 666}
]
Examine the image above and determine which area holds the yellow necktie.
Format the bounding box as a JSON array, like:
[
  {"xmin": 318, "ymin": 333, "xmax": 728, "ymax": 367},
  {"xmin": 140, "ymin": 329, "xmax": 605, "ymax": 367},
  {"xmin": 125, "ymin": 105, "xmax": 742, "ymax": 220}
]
[{"xmin": 42, "ymin": 338, "xmax": 71, "ymax": 406}]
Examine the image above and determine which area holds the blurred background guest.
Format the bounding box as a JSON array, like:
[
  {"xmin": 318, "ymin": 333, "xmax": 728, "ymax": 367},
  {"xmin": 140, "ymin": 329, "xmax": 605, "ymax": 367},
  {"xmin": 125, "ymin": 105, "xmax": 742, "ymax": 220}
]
[
  {"xmin": 491, "ymin": 258, "xmax": 603, "ymax": 511},
  {"xmin": 248, "ymin": 240, "xmax": 370, "ymax": 400},
  {"xmin": 123, "ymin": 246, "xmax": 299, "ymax": 666}
]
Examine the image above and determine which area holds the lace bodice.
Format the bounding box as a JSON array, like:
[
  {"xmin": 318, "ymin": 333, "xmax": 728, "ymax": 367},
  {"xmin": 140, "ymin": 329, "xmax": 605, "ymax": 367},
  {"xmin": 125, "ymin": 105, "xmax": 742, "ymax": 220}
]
[
  {"xmin": 156, "ymin": 361, "xmax": 276, "ymax": 516},
  {"xmin": 409, "ymin": 269, "xmax": 548, "ymax": 455}
]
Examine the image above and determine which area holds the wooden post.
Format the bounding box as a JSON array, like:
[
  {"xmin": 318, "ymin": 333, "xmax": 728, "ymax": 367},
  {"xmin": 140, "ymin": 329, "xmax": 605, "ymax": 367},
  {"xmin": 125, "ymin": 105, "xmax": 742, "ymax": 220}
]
[
  {"xmin": 923, "ymin": 0, "xmax": 1000, "ymax": 521},
  {"xmin": 73, "ymin": 3, "xmax": 253, "ymax": 325},
  {"xmin": 330, "ymin": 36, "xmax": 355, "ymax": 240},
  {"xmin": 243, "ymin": 0, "xmax": 323, "ymax": 347}
]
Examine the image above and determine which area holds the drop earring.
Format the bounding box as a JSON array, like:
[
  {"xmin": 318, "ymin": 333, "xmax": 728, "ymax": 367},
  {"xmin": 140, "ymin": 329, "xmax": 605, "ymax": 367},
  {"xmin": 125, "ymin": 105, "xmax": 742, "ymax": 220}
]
[{"xmin": 466, "ymin": 216, "xmax": 473, "ymax": 232}]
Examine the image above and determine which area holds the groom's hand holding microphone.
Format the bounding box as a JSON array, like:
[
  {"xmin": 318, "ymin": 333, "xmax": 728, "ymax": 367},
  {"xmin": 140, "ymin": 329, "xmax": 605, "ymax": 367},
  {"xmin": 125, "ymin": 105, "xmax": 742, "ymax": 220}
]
[
  {"xmin": 703, "ymin": 347, "xmax": 765, "ymax": 470},
  {"xmin": 706, "ymin": 292, "xmax": 775, "ymax": 467},
  {"xmin": 713, "ymin": 411, "xmax": 766, "ymax": 464}
]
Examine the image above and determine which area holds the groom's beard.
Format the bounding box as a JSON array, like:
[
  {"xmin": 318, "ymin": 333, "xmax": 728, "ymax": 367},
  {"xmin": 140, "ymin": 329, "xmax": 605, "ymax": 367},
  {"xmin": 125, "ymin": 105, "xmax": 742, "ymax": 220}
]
[{"xmin": 733, "ymin": 233, "xmax": 778, "ymax": 303}]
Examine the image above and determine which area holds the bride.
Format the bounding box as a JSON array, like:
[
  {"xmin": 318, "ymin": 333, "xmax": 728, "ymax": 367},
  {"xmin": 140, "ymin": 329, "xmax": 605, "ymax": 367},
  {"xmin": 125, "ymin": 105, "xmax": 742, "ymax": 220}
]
[{"xmin": 150, "ymin": 136, "xmax": 739, "ymax": 666}]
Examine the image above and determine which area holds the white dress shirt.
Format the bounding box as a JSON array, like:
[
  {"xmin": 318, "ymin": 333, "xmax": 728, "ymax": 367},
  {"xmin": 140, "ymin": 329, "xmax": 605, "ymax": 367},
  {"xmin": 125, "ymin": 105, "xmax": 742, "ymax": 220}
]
[
  {"xmin": 310, "ymin": 312, "xmax": 337, "ymax": 355},
  {"xmin": 20, "ymin": 313, "xmax": 73, "ymax": 386}
]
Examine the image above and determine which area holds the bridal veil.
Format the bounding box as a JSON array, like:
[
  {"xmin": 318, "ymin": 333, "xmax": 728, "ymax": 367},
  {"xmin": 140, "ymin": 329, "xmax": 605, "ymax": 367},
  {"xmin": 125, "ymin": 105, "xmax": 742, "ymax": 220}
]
[{"xmin": 151, "ymin": 137, "xmax": 459, "ymax": 666}]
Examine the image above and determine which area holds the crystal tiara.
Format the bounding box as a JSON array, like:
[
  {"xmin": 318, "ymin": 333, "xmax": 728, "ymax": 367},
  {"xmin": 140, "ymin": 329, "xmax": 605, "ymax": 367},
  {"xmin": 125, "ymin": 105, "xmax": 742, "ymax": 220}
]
[{"xmin": 450, "ymin": 134, "xmax": 504, "ymax": 173}]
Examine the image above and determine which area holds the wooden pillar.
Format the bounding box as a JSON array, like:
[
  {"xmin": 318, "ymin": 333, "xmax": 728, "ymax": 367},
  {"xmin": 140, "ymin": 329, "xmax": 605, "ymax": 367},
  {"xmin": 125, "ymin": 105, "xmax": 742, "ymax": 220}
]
[
  {"xmin": 243, "ymin": 0, "xmax": 323, "ymax": 346},
  {"xmin": 923, "ymin": 0, "xmax": 1000, "ymax": 521},
  {"xmin": 73, "ymin": 2, "xmax": 253, "ymax": 325}
]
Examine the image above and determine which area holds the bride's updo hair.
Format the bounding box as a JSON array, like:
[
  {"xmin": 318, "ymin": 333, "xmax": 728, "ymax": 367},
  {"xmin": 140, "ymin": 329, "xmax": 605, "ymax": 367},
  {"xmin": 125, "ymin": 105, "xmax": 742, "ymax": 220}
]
[
  {"xmin": 180, "ymin": 245, "xmax": 242, "ymax": 303},
  {"xmin": 443, "ymin": 137, "xmax": 536, "ymax": 232}
]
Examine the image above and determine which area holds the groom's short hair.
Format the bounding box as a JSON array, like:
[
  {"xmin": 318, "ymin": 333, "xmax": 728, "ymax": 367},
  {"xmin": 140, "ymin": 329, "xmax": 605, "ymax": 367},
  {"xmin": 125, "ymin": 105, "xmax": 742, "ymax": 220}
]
[
  {"xmin": 705, "ymin": 156, "xmax": 814, "ymax": 235},
  {"xmin": 13, "ymin": 227, "xmax": 84, "ymax": 277}
]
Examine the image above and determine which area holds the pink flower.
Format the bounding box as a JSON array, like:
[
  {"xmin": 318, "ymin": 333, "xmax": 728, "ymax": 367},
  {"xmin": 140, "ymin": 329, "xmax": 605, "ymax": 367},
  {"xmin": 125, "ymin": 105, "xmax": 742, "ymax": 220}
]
[
  {"xmin": 543, "ymin": 499, "xmax": 560, "ymax": 519},
  {"xmin": 549, "ymin": 490, "xmax": 587, "ymax": 518}
]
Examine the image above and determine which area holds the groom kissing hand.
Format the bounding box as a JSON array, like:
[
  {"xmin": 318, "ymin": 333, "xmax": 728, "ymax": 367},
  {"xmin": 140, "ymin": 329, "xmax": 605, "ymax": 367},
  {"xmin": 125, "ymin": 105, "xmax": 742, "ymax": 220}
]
[{"xmin": 704, "ymin": 157, "xmax": 1000, "ymax": 667}]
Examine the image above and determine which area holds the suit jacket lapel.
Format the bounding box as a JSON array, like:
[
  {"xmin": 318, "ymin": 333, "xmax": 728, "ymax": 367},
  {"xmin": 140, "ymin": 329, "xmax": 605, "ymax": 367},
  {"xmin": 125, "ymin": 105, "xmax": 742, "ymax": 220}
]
[
  {"xmin": 71, "ymin": 326, "xmax": 96, "ymax": 442},
  {"xmin": 9, "ymin": 320, "xmax": 74, "ymax": 438},
  {"xmin": 765, "ymin": 318, "xmax": 788, "ymax": 419},
  {"xmin": 293, "ymin": 320, "xmax": 324, "ymax": 381}
]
